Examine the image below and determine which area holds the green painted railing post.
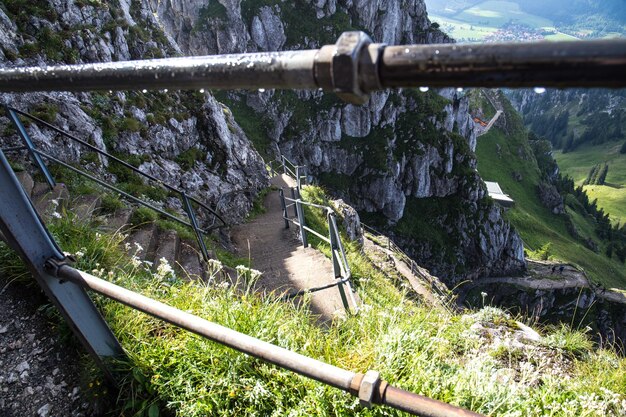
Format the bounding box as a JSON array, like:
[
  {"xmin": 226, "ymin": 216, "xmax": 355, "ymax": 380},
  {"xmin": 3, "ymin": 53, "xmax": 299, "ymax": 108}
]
[
  {"xmin": 295, "ymin": 199, "xmax": 308, "ymax": 248},
  {"xmin": 279, "ymin": 188, "xmax": 289, "ymax": 229}
]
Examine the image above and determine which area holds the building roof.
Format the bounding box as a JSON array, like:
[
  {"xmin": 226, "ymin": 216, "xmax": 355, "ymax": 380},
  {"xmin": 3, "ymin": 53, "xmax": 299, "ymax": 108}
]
[{"xmin": 484, "ymin": 181, "xmax": 515, "ymax": 207}]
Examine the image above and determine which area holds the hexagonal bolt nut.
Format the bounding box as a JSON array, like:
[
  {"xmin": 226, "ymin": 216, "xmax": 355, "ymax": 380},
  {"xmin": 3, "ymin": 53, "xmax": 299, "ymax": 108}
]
[{"xmin": 358, "ymin": 370, "xmax": 381, "ymax": 408}]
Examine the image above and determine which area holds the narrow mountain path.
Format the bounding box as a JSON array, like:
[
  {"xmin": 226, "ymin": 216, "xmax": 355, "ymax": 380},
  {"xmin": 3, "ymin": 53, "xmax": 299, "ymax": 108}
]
[
  {"xmin": 480, "ymin": 110, "xmax": 503, "ymax": 135},
  {"xmin": 456, "ymin": 260, "xmax": 626, "ymax": 305},
  {"xmin": 230, "ymin": 174, "xmax": 350, "ymax": 322}
]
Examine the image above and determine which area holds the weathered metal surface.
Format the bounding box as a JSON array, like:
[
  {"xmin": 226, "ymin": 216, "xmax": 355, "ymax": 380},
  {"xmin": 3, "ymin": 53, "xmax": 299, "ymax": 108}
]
[
  {"xmin": 380, "ymin": 40, "xmax": 626, "ymax": 89},
  {"xmin": 0, "ymin": 149, "xmax": 124, "ymax": 364},
  {"xmin": 55, "ymin": 264, "xmax": 484, "ymax": 417},
  {"xmin": 6, "ymin": 107, "xmax": 56, "ymax": 188},
  {"xmin": 0, "ymin": 50, "xmax": 318, "ymax": 92},
  {"xmin": 383, "ymin": 385, "xmax": 483, "ymax": 417},
  {"xmin": 0, "ymin": 32, "xmax": 624, "ymax": 103}
]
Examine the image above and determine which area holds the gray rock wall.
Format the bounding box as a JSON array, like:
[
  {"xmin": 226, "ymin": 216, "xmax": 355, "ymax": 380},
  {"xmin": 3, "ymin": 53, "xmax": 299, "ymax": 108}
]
[
  {"xmin": 152, "ymin": 0, "xmax": 525, "ymax": 282},
  {"xmin": 0, "ymin": 0, "xmax": 268, "ymax": 223}
]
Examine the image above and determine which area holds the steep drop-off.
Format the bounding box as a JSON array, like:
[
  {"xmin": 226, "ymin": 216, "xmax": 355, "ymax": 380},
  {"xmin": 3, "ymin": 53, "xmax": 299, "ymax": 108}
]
[{"xmin": 152, "ymin": 0, "xmax": 526, "ymax": 283}]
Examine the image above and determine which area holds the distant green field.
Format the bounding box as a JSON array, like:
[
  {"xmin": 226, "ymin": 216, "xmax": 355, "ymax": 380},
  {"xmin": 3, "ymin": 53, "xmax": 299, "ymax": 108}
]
[
  {"xmin": 428, "ymin": 0, "xmax": 577, "ymax": 42},
  {"xmin": 429, "ymin": 14, "xmax": 498, "ymax": 40},
  {"xmin": 554, "ymin": 141, "xmax": 626, "ymax": 185},
  {"xmin": 583, "ymin": 185, "xmax": 626, "ymax": 226},
  {"xmin": 544, "ymin": 32, "xmax": 579, "ymax": 41},
  {"xmin": 557, "ymin": 141, "xmax": 626, "ymax": 226},
  {"xmin": 476, "ymin": 128, "xmax": 626, "ymax": 289},
  {"xmin": 456, "ymin": 1, "xmax": 553, "ymax": 28}
]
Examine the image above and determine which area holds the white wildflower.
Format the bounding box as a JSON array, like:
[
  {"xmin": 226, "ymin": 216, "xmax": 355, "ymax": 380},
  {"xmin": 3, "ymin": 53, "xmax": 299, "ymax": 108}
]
[
  {"xmin": 51, "ymin": 212, "xmax": 62, "ymax": 219},
  {"xmin": 156, "ymin": 257, "xmax": 175, "ymax": 279},
  {"xmin": 134, "ymin": 242, "xmax": 144, "ymax": 254},
  {"xmin": 124, "ymin": 242, "xmax": 131, "ymax": 251},
  {"xmin": 130, "ymin": 255, "xmax": 141, "ymax": 268},
  {"xmin": 50, "ymin": 199, "xmax": 59, "ymax": 207}
]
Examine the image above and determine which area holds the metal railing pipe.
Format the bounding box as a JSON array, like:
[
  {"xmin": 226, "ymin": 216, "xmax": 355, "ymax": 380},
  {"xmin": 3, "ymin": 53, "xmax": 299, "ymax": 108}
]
[
  {"xmin": 1, "ymin": 33, "xmax": 625, "ymax": 103},
  {"xmin": 181, "ymin": 193, "xmax": 211, "ymax": 262},
  {"xmin": 6, "ymin": 107, "xmax": 56, "ymax": 188},
  {"xmin": 36, "ymin": 151, "xmax": 198, "ymax": 230},
  {"xmin": 9, "ymin": 108, "xmax": 225, "ymax": 226},
  {"xmin": 0, "ymin": 50, "xmax": 319, "ymax": 93},
  {"xmin": 380, "ymin": 40, "xmax": 626, "ymax": 89},
  {"xmin": 278, "ymin": 188, "xmax": 290, "ymax": 229},
  {"xmin": 301, "ymin": 225, "xmax": 331, "ymax": 244},
  {"xmin": 52, "ymin": 264, "xmax": 482, "ymax": 417},
  {"xmin": 295, "ymin": 199, "xmax": 308, "ymax": 248}
]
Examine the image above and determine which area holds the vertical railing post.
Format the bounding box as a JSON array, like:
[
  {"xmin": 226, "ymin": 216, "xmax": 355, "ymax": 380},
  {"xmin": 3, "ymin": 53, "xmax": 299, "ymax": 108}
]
[
  {"xmin": 281, "ymin": 155, "xmax": 287, "ymax": 175},
  {"xmin": 328, "ymin": 210, "xmax": 342, "ymax": 280},
  {"xmin": 5, "ymin": 106, "xmax": 56, "ymax": 189},
  {"xmin": 328, "ymin": 211, "xmax": 357, "ymax": 312},
  {"xmin": 300, "ymin": 165, "xmax": 307, "ymax": 186},
  {"xmin": 290, "ymin": 187, "xmax": 298, "ymax": 217},
  {"xmin": 181, "ymin": 192, "xmax": 211, "ymax": 262},
  {"xmin": 295, "ymin": 199, "xmax": 308, "ymax": 248},
  {"xmin": 279, "ymin": 188, "xmax": 289, "ymax": 229},
  {"xmin": 295, "ymin": 166, "xmax": 301, "ymax": 196}
]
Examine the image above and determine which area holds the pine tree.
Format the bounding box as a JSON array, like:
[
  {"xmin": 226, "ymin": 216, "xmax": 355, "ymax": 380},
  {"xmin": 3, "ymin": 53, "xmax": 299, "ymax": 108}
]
[
  {"xmin": 584, "ymin": 164, "xmax": 600, "ymax": 185},
  {"xmin": 606, "ymin": 243, "xmax": 614, "ymax": 259},
  {"xmin": 596, "ymin": 163, "xmax": 609, "ymax": 185},
  {"xmin": 617, "ymin": 245, "xmax": 626, "ymax": 264}
]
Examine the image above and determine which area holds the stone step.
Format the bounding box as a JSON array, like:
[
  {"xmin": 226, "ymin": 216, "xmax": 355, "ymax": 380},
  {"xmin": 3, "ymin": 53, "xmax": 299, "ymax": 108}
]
[
  {"xmin": 71, "ymin": 195, "xmax": 101, "ymax": 223},
  {"xmin": 15, "ymin": 171, "xmax": 34, "ymax": 197},
  {"xmin": 101, "ymin": 208, "xmax": 134, "ymax": 233},
  {"xmin": 176, "ymin": 240, "xmax": 205, "ymax": 281},
  {"xmin": 31, "ymin": 182, "xmax": 70, "ymax": 220},
  {"xmin": 152, "ymin": 229, "xmax": 180, "ymax": 272},
  {"xmin": 127, "ymin": 223, "xmax": 158, "ymax": 262}
]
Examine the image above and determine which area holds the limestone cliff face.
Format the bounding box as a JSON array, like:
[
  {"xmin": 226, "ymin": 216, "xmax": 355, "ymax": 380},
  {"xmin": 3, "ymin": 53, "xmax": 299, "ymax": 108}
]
[
  {"xmin": 151, "ymin": 0, "xmax": 526, "ymax": 282},
  {"xmin": 0, "ymin": 0, "xmax": 268, "ymax": 223}
]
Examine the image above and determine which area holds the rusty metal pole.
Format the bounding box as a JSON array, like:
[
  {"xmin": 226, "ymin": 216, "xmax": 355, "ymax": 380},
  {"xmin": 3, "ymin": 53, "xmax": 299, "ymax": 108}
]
[{"xmin": 51, "ymin": 263, "xmax": 483, "ymax": 417}]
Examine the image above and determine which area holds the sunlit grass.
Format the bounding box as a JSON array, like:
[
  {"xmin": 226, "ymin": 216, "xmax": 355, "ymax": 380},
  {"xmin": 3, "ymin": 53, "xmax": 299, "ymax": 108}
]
[{"xmin": 1, "ymin": 195, "xmax": 625, "ymax": 416}]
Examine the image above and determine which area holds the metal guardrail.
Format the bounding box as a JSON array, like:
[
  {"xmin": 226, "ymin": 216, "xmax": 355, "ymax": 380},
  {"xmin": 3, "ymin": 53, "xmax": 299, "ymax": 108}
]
[
  {"xmin": 4, "ymin": 28, "xmax": 621, "ymax": 416},
  {"xmin": 0, "ymin": 32, "xmax": 624, "ymax": 104},
  {"xmin": 361, "ymin": 223, "xmax": 452, "ymax": 306},
  {"xmin": 0, "ymin": 148, "xmax": 482, "ymax": 417},
  {"xmin": 273, "ymin": 156, "xmax": 358, "ymax": 313},
  {"xmin": 2, "ymin": 106, "xmax": 227, "ymax": 262}
]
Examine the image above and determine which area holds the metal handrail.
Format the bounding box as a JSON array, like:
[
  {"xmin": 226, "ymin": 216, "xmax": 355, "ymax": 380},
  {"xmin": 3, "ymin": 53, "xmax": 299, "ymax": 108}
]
[
  {"xmin": 278, "ymin": 180, "xmax": 357, "ymax": 311},
  {"xmin": 51, "ymin": 262, "xmax": 481, "ymax": 417},
  {"xmin": 1, "ymin": 32, "xmax": 624, "ymax": 105},
  {"xmin": 3, "ymin": 106, "xmax": 227, "ymax": 262}
]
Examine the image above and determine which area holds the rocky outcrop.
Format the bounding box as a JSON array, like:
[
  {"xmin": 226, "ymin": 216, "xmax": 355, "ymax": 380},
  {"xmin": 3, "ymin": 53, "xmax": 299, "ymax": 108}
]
[
  {"xmin": 537, "ymin": 181, "xmax": 565, "ymax": 214},
  {"xmin": 460, "ymin": 262, "xmax": 626, "ymax": 349},
  {"xmin": 0, "ymin": 0, "xmax": 268, "ymax": 224},
  {"xmin": 153, "ymin": 0, "xmax": 524, "ymax": 282}
]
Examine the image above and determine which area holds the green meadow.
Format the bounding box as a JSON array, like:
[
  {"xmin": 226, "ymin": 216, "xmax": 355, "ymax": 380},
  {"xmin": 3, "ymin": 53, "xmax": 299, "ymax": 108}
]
[
  {"xmin": 475, "ymin": 117, "xmax": 626, "ymax": 289},
  {"xmin": 428, "ymin": 0, "xmax": 576, "ymax": 42},
  {"xmin": 555, "ymin": 142, "xmax": 626, "ymax": 226}
]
